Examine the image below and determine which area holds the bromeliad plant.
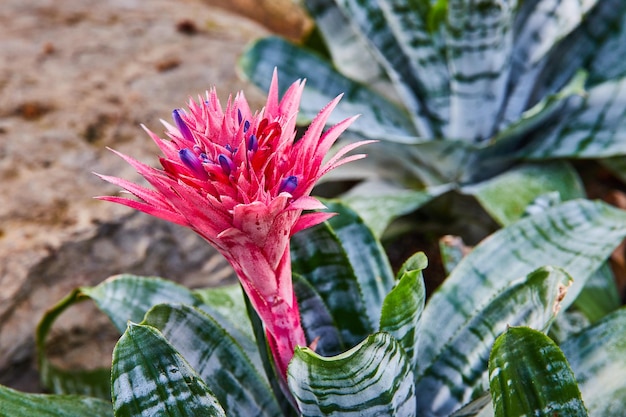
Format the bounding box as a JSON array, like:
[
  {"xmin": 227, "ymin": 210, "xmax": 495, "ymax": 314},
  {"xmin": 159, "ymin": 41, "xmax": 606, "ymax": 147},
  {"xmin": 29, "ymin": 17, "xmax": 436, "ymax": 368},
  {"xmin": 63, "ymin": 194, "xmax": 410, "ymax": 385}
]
[
  {"xmin": 239, "ymin": 0, "xmax": 626, "ymax": 234},
  {"xmin": 4, "ymin": 73, "xmax": 626, "ymax": 417}
]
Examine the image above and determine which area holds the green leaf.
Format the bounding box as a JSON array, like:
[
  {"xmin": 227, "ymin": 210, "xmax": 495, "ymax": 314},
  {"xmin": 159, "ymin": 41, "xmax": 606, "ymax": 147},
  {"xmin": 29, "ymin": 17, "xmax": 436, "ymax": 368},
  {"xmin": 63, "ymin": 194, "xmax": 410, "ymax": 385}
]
[
  {"xmin": 81, "ymin": 275, "xmax": 201, "ymax": 333},
  {"xmin": 561, "ymin": 307, "xmax": 626, "ymax": 416},
  {"xmin": 36, "ymin": 289, "xmax": 111, "ymax": 398},
  {"xmin": 291, "ymin": 200, "xmax": 394, "ymax": 348},
  {"xmin": 462, "ymin": 161, "xmax": 585, "ymax": 226},
  {"xmin": 287, "ymin": 332, "xmax": 416, "ymax": 417},
  {"xmin": 572, "ymin": 262, "xmax": 621, "ymax": 323},
  {"xmin": 303, "ymin": 0, "xmax": 396, "ymax": 98},
  {"xmin": 489, "ymin": 327, "xmax": 587, "ymax": 417},
  {"xmin": 192, "ymin": 284, "xmax": 255, "ymax": 342},
  {"xmin": 0, "ymin": 384, "xmax": 113, "ymax": 417},
  {"xmin": 415, "ymin": 266, "xmax": 572, "ymax": 417},
  {"xmin": 238, "ymin": 36, "xmax": 418, "ymax": 142},
  {"xmin": 111, "ymin": 323, "xmax": 226, "ymax": 417},
  {"xmin": 333, "ymin": 0, "xmax": 441, "ymax": 137},
  {"xmin": 379, "ymin": 260, "xmax": 426, "ymax": 374},
  {"xmin": 293, "ymin": 273, "xmax": 343, "ymax": 356},
  {"xmin": 522, "ymin": 76, "xmax": 626, "ymax": 159},
  {"xmin": 445, "ymin": 0, "xmax": 515, "ymax": 142},
  {"xmin": 418, "ymin": 199, "xmax": 626, "ymax": 381},
  {"xmin": 343, "ymin": 180, "xmax": 449, "ymax": 237},
  {"xmin": 142, "ymin": 304, "xmax": 281, "ymax": 417}
]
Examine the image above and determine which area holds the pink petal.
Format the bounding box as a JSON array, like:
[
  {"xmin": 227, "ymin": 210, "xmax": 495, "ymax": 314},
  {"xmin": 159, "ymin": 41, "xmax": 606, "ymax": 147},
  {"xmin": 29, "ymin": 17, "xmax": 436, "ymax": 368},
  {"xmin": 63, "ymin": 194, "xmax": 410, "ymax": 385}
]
[
  {"xmin": 95, "ymin": 196, "xmax": 187, "ymax": 226},
  {"xmin": 291, "ymin": 211, "xmax": 337, "ymax": 235}
]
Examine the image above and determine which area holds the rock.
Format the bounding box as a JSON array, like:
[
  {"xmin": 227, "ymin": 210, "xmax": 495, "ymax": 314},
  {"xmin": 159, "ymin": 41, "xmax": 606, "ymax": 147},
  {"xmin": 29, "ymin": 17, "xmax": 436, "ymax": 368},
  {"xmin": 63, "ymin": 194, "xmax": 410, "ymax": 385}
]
[{"xmin": 0, "ymin": 0, "xmax": 282, "ymax": 393}]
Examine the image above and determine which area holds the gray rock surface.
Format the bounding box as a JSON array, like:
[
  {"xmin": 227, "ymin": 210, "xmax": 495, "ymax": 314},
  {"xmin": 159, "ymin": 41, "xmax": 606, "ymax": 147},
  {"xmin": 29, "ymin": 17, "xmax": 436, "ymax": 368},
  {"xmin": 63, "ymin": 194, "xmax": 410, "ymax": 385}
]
[{"xmin": 0, "ymin": 0, "xmax": 285, "ymax": 392}]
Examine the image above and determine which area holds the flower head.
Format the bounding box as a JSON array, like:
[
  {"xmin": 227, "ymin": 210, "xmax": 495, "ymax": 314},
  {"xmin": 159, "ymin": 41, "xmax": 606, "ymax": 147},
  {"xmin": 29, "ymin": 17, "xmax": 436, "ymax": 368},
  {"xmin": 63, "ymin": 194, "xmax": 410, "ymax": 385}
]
[{"xmin": 97, "ymin": 71, "xmax": 368, "ymax": 378}]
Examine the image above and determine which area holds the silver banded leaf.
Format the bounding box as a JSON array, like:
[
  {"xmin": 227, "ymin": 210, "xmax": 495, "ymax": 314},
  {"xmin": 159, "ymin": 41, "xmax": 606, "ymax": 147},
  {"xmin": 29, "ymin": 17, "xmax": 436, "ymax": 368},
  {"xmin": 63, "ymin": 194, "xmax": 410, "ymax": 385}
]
[
  {"xmin": 489, "ymin": 327, "xmax": 587, "ymax": 417},
  {"xmin": 417, "ymin": 199, "xmax": 626, "ymax": 380},
  {"xmin": 303, "ymin": 0, "xmax": 396, "ymax": 99},
  {"xmin": 461, "ymin": 161, "xmax": 584, "ymax": 226},
  {"xmin": 522, "ymin": 76, "xmax": 626, "ymax": 159},
  {"xmin": 290, "ymin": 200, "xmax": 394, "ymax": 347},
  {"xmin": 239, "ymin": 36, "xmax": 418, "ymax": 143},
  {"xmin": 142, "ymin": 304, "xmax": 281, "ymax": 417},
  {"xmin": 445, "ymin": 0, "xmax": 515, "ymax": 141},
  {"xmin": 379, "ymin": 261, "xmax": 426, "ymax": 372},
  {"xmin": 111, "ymin": 323, "xmax": 226, "ymax": 417},
  {"xmin": 561, "ymin": 307, "xmax": 626, "ymax": 416},
  {"xmin": 415, "ymin": 266, "xmax": 572, "ymax": 417},
  {"xmin": 0, "ymin": 384, "xmax": 113, "ymax": 417},
  {"xmin": 333, "ymin": 0, "xmax": 439, "ymax": 137},
  {"xmin": 287, "ymin": 332, "xmax": 416, "ymax": 417}
]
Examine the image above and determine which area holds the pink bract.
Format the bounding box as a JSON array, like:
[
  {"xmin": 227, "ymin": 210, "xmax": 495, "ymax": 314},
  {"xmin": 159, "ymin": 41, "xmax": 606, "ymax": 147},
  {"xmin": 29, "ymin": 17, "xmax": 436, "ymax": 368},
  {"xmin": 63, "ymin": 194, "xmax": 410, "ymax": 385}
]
[{"xmin": 96, "ymin": 71, "xmax": 369, "ymax": 379}]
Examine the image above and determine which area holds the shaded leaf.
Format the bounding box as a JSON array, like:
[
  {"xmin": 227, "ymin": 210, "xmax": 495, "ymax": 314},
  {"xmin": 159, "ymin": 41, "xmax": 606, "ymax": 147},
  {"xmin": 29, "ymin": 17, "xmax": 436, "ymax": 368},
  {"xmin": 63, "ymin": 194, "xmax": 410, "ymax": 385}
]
[
  {"xmin": 287, "ymin": 332, "xmax": 416, "ymax": 417},
  {"xmin": 111, "ymin": 323, "xmax": 226, "ymax": 417},
  {"xmin": 489, "ymin": 327, "xmax": 587, "ymax": 417},
  {"xmin": 415, "ymin": 266, "xmax": 572, "ymax": 417},
  {"xmin": 561, "ymin": 307, "xmax": 626, "ymax": 416},
  {"xmin": 142, "ymin": 304, "xmax": 281, "ymax": 417},
  {"xmin": 0, "ymin": 384, "xmax": 113, "ymax": 417}
]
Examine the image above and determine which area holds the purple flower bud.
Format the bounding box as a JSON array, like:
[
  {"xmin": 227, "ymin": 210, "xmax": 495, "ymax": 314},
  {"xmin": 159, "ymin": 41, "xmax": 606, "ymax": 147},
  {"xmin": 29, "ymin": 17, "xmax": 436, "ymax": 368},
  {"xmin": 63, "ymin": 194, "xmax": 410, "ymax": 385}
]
[
  {"xmin": 247, "ymin": 134, "xmax": 258, "ymax": 152},
  {"xmin": 218, "ymin": 153, "xmax": 234, "ymax": 176},
  {"xmin": 172, "ymin": 109, "xmax": 195, "ymax": 144},
  {"xmin": 237, "ymin": 109, "xmax": 243, "ymax": 124},
  {"xmin": 243, "ymin": 120, "xmax": 250, "ymax": 133},
  {"xmin": 179, "ymin": 148, "xmax": 208, "ymax": 180},
  {"xmin": 279, "ymin": 176, "xmax": 298, "ymax": 194}
]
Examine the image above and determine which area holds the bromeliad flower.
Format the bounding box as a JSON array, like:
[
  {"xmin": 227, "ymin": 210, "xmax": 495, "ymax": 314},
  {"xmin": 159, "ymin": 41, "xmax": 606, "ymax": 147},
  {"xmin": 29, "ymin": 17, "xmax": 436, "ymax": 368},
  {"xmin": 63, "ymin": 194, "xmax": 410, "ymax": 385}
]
[{"xmin": 96, "ymin": 71, "xmax": 368, "ymax": 380}]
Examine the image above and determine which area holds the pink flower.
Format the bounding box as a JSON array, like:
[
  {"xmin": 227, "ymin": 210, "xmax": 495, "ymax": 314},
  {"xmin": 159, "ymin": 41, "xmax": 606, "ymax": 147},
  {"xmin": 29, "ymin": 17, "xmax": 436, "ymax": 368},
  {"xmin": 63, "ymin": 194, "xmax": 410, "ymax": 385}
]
[{"xmin": 96, "ymin": 71, "xmax": 369, "ymax": 378}]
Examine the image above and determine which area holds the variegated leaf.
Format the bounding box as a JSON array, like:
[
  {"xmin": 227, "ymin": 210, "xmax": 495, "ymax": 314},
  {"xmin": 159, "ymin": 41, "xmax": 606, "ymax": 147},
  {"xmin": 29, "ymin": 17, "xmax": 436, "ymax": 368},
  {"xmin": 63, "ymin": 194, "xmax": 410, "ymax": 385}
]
[
  {"xmin": 461, "ymin": 161, "xmax": 584, "ymax": 226},
  {"xmin": 379, "ymin": 255, "xmax": 426, "ymax": 373},
  {"xmin": 111, "ymin": 323, "xmax": 226, "ymax": 417},
  {"xmin": 333, "ymin": 0, "xmax": 439, "ymax": 137},
  {"xmin": 445, "ymin": 0, "xmax": 515, "ymax": 141},
  {"xmin": 561, "ymin": 307, "xmax": 626, "ymax": 416},
  {"xmin": 489, "ymin": 327, "xmax": 587, "ymax": 417},
  {"xmin": 522, "ymin": 76, "xmax": 626, "ymax": 159},
  {"xmin": 0, "ymin": 384, "xmax": 113, "ymax": 417},
  {"xmin": 342, "ymin": 180, "xmax": 449, "ymax": 237},
  {"xmin": 287, "ymin": 332, "xmax": 416, "ymax": 417},
  {"xmin": 415, "ymin": 266, "xmax": 572, "ymax": 417},
  {"xmin": 142, "ymin": 304, "xmax": 281, "ymax": 417},
  {"xmin": 239, "ymin": 37, "xmax": 418, "ymax": 142},
  {"xmin": 303, "ymin": 0, "xmax": 397, "ymax": 100},
  {"xmin": 417, "ymin": 199, "xmax": 626, "ymax": 381},
  {"xmin": 291, "ymin": 200, "xmax": 394, "ymax": 348}
]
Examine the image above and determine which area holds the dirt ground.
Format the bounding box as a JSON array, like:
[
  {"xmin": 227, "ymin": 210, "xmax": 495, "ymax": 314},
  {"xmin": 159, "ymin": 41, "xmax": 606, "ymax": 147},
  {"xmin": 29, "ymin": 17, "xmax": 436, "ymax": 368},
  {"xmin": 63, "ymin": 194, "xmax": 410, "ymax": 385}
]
[{"xmin": 0, "ymin": 0, "xmax": 307, "ymax": 393}]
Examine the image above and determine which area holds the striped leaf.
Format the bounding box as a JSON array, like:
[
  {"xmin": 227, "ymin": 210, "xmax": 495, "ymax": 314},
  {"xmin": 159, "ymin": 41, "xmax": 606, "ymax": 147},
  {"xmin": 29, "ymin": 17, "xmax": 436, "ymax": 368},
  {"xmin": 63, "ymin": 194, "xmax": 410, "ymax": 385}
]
[
  {"xmin": 501, "ymin": 0, "xmax": 598, "ymax": 123},
  {"xmin": 377, "ymin": 0, "xmax": 450, "ymax": 130},
  {"xmin": 142, "ymin": 304, "xmax": 281, "ymax": 417},
  {"xmin": 535, "ymin": 0, "xmax": 626, "ymax": 96},
  {"xmin": 450, "ymin": 392, "xmax": 493, "ymax": 417},
  {"xmin": 290, "ymin": 200, "xmax": 394, "ymax": 348},
  {"xmin": 417, "ymin": 199, "xmax": 626, "ymax": 380},
  {"xmin": 489, "ymin": 327, "xmax": 587, "ymax": 417},
  {"xmin": 112, "ymin": 323, "xmax": 226, "ymax": 417},
  {"xmin": 379, "ymin": 255, "xmax": 426, "ymax": 372},
  {"xmin": 239, "ymin": 37, "xmax": 418, "ymax": 143},
  {"xmin": 461, "ymin": 161, "xmax": 584, "ymax": 226},
  {"xmin": 303, "ymin": 0, "xmax": 397, "ymax": 99},
  {"xmin": 522, "ymin": 76, "xmax": 626, "ymax": 159},
  {"xmin": 415, "ymin": 266, "xmax": 572, "ymax": 417},
  {"xmin": 445, "ymin": 0, "xmax": 515, "ymax": 141},
  {"xmin": 342, "ymin": 180, "xmax": 449, "ymax": 237},
  {"xmin": 293, "ymin": 273, "xmax": 343, "ymax": 357},
  {"xmin": 36, "ymin": 288, "xmax": 112, "ymax": 398},
  {"xmin": 81, "ymin": 275, "xmax": 201, "ymax": 333},
  {"xmin": 561, "ymin": 307, "xmax": 626, "ymax": 416},
  {"xmin": 333, "ymin": 0, "xmax": 440, "ymax": 137},
  {"xmin": 287, "ymin": 332, "xmax": 416, "ymax": 417},
  {"xmin": 0, "ymin": 384, "xmax": 113, "ymax": 417}
]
